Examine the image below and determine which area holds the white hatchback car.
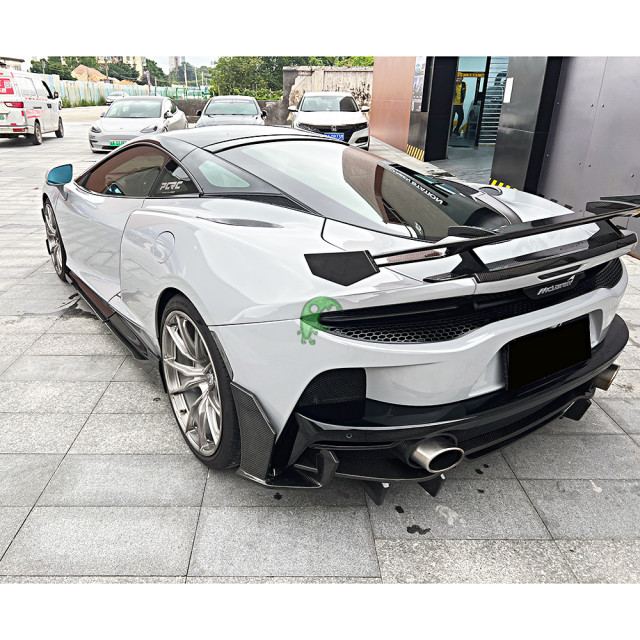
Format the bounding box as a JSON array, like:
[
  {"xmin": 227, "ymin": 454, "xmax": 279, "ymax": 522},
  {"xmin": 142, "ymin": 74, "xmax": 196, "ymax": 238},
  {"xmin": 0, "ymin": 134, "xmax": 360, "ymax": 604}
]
[
  {"xmin": 0, "ymin": 68, "xmax": 63, "ymax": 144},
  {"xmin": 289, "ymin": 91, "xmax": 370, "ymax": 149}
]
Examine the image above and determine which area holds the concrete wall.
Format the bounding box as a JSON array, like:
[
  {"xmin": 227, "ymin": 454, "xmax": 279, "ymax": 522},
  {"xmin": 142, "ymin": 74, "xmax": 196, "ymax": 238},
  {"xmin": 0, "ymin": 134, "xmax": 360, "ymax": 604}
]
[
  {"xmin": 536, "ymin": 57, "xmax": 640, "ymax": 256},
  {"xmin": 281, "ymin": 66, "xmax": 373, "ymax": 125}
]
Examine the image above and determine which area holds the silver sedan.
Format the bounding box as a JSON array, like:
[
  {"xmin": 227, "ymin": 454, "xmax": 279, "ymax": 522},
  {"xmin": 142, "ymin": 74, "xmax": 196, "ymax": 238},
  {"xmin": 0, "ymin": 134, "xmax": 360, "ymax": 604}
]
[{"xmin": 89, "ymin": 96, "xmax": 188, "ymax": 152}]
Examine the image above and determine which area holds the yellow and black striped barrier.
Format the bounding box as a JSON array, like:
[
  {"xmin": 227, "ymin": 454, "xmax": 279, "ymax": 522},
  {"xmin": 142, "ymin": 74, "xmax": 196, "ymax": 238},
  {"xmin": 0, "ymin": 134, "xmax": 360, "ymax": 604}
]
[
  {"xmin": 406, "ymin": 144, "xmax": 425, "ymax": 162},
  {"xmin": 490, "ymin": 179, "xmax": 518, "ymax": 190}
]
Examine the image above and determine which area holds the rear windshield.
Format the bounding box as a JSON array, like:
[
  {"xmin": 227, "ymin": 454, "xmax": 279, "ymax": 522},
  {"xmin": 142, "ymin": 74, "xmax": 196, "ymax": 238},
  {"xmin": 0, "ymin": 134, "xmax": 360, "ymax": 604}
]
[
  {"xmin": 106, "ymin": 100, "xmax": 162, "ymax": 118},
  {"xmin": 300, "ymin": 95, "xmax": 358, "ymax": 112},
  {"xmin": 204, "ymin": 100, "xmax": 258, "ymax": 116},
  {"xmin": 219, "ymin": 141, "xmax": 508, "ymax": 240}
]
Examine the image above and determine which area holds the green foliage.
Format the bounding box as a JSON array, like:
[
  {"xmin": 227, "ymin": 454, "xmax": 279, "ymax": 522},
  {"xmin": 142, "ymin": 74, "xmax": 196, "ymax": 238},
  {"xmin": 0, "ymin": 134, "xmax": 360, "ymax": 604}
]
[
  {"xmin": 209, "ymin": 56, "xmax": 374, "ymax": 98},
  {"xmin": 145, "ymin": 59, "xmax": 169, "ymax": 86}
]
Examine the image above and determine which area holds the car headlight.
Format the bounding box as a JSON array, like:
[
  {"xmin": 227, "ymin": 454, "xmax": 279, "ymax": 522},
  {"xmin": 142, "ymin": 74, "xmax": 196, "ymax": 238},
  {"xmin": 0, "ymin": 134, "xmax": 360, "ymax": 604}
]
[
  {"xmin": 140, "ymin": 124, "xmax": 158, "ymax": 133},
  {"xmin": 295, "ymin": 122, "xmax": 319, "ymax": 132},
  {"xmin": 90, "ymin": 124, "xmax": 101, "ymax": 134},
  {"xmin": 353, "ymin": 122, "xmax": 369, "ymax": 132}
]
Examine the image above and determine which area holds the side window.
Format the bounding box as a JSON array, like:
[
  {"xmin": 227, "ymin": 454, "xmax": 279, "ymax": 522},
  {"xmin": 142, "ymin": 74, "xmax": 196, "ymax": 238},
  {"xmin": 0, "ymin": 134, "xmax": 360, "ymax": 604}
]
[
  {"xmin": 17, "ymin": 77, "xmax": 37, "ymax": 97},
  {"xmin": 150, "ymin": 160, "xmax": 199, "ymax": 197},
  {"xmin": 82, "ymin": 145, "xmax": 169, "ymax": 197},
  {"xmin": 35, "ymin": 81, "xmax": 50, "ymax": 99},
  {"xmin": 170, "ymin": 100, "xmax": 177, "ymax": 114},
  {"xmin": 41, "ymin": 81, "xmax": 54, "ymax": 99}
]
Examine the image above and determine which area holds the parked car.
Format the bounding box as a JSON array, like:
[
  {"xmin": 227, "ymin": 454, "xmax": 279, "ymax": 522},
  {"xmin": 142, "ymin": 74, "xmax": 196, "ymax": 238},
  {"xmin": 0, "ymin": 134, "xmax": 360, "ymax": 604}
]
[
  {"xmin": 195, "ymin": 95, "xmax": 267, "ymax": 127},
  {"xmin": 289, "ymin": 91, "xmax": 370, "ymax": 149},
  {"xmin": 0, "ymin": 68, "xmax": 63, "ymax": 144},
  {"xmin": 41, "ymin": 125, "xmax": 636, "ymax": 503},
  {"xmin": 88, "ymin": 96, "xmax": 188, "ymax": 152},
  {"xmin": 106, "ymin": 91, "xmax": 127, "ymax": 105}
]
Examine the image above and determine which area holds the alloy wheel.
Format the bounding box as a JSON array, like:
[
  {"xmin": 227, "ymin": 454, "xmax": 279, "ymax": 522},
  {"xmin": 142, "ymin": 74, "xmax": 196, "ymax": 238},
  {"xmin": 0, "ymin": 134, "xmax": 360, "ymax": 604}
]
[
  {"xmin": 43, "ymin": 203, "xmax": 64, "ymax": 277},
  {"xmin": 162, "ymin": 310, "xmax": 223, "ymax": 456}
]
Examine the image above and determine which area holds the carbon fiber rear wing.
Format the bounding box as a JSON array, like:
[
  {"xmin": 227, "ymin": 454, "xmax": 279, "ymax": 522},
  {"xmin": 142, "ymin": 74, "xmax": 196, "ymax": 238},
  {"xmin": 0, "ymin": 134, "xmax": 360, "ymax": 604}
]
[{"xmin": 305, "ymin": 198, "xmax": 639, "ymax": 286}]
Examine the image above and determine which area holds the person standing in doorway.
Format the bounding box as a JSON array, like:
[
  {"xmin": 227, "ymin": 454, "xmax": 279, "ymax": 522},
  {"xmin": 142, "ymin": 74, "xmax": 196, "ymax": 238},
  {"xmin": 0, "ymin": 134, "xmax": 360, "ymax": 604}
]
[{"xmin": 451, "ymin": 73, "xmax": 466, "ymax": 137}]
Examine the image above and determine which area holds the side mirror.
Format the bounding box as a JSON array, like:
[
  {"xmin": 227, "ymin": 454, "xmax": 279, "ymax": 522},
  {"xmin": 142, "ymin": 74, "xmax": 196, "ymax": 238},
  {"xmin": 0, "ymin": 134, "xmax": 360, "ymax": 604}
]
[
  {"xmin": 164, "ymin": 111, "xmax": 171, "ymax": 119},
  {"xmin": 100, "ymin": 112, "xmax": 105, "ymax": 117},
  {"xmin": 53, "ymin": 91, "xmax": 59, "ymax": 99},
  {"xmin": 261, "ymin": 109, "xmax": 268, "ymax": 118},
  {"xmin": 46, "ymin": 164, "xmax": 73, "ymax": 186},
  {"xmin": 361, "ymin": 105, "xmax": 370, "ymax": 112},
  {"xmin": 288, "ymin": 105, "xmax": 298, "ymax": 112},
  {"xmin": 196, "ymin": 109, "xmax": 202, "ymax": 116}
]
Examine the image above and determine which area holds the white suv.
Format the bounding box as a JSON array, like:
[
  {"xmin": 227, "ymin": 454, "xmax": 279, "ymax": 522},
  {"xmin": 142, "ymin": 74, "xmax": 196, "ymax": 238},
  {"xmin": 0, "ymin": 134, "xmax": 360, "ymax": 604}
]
[
  {"xmin": 0, "ymin": 68, "xmax": 63, "ymax": 144},
  {"xmin": 289, "ymin": 91, "xmax": 370, "ymax": 149}
]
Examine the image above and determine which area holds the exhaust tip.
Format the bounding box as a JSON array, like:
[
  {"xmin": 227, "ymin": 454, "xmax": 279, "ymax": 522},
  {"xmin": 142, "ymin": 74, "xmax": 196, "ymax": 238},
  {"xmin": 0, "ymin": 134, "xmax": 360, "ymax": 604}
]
[
  {"xmin": 409, "ymin": 437, "xmax": 465, "ymax": 474},
  {"xmin": 595, "ymin": 364, "xmax": 620, "ymax": 391}
]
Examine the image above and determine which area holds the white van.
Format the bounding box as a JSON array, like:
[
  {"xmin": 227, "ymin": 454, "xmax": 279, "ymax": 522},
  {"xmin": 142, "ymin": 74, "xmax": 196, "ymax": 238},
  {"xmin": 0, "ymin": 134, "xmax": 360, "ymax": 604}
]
[{"xmin": 0, "ymin": 68, "xmax": 63, "ymax": 145}]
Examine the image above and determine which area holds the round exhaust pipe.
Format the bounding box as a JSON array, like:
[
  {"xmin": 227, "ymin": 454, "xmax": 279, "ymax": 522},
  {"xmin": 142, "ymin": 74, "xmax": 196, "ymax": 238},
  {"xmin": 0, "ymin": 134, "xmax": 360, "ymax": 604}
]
[
  {"xmin": 408, "ymin": 437, "xmax": 465, "ymax": 474},
  {"xmin": 595, "ymin": 364, "xmax": 620, "ymax": 391}
]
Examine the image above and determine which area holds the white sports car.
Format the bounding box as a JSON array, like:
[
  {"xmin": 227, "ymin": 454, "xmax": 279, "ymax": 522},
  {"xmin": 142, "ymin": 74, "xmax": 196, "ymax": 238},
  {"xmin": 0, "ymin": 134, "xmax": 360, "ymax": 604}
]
[{"xmin": 41, "ymin": 125, "xmax": 638, "ymax": 503}]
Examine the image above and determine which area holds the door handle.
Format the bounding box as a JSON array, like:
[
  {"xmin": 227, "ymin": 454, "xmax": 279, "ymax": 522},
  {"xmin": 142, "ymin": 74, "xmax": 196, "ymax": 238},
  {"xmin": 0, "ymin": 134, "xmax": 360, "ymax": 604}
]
[{"xmin": 47, "ymin": 104, "xmax": 52, "ymax": 108}]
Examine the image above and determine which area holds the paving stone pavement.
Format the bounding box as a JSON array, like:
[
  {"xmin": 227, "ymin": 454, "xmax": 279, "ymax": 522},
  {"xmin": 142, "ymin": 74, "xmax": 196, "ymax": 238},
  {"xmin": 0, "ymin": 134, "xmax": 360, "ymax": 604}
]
[{"xmin": 0, "ymin": 116, "xmax": 639, "ymax": 583}]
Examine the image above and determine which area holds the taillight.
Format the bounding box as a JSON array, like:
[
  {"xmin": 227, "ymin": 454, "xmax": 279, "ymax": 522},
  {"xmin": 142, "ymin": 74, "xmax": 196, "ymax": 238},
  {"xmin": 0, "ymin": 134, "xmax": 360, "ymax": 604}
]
[{"xmin": 4, "ymin": 101, "xmax": 24, "ymax": 108}]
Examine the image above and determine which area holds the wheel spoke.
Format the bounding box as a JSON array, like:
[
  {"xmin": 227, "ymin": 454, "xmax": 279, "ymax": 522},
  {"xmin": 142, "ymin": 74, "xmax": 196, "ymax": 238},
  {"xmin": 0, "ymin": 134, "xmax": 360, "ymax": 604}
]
[
  {"xmin": 206, "ymin": 395, "xmax": 221, "ymax": 443},
  {"xmin": 162, "ymin": 357, "xmax": 206, "ymax": 378},
  {"xmin": 166, "ymin": 324, "xmax": 197, "ymax": 361},
  {"xmin": 185, "ymin": 391, "xmax": 209, "ymax": 450},
  {"xmin": 166, "ymin": 373, "xmax": 207, "ymax": 395},
  {"xmin": 176, "ymin": 316, "xmax": 200, "ymax": 362}
]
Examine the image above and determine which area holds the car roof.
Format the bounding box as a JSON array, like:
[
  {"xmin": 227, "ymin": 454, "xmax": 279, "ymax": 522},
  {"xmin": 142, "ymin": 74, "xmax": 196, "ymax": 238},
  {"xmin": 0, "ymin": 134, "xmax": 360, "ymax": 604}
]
[
  {"xmin": 119, "ymin": 95, "xmax": 165, "ymax": 100},
  {"xmin": 302, "ymin": 91, "xmax": 353, "ymax": 97},
  {"xmin": 209, "ymin": 95, "xmax": 257, "ymax": 101},
  {"xmin": 138, "ymin": 125, "xmax": 337, "ymax": 158}
]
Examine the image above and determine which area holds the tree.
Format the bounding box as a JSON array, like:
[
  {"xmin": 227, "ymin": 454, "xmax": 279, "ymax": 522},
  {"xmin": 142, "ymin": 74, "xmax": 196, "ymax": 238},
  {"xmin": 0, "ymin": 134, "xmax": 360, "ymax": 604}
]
[
  {"xmin": 144, "ymin": 58, "xmax": 169, "ymax": 86},
  {"xmin": 30, "ymin": 58, "xmax": 73, "ymax": 80}
]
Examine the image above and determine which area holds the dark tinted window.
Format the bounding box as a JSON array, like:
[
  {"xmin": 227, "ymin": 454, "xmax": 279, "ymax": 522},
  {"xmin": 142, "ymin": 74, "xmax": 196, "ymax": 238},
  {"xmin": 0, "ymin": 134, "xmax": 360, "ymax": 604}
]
[
  {"xmin": 150, "ymin": 160, "xmax": 199, "ymax": 197},
  {"xmin": 35, "ymin": 80, "xmax": 51, "ymax": 99},
  {"xmin": 82, "ymin": 145, "xmax": 168, "ymax": 197},
  {"xmin": 220, "ymin": 141, "xmax": 508, "ymax": 240},
  {"xmin": 183, "ymin": 148, "xmax": 279, "ymax": 195}
]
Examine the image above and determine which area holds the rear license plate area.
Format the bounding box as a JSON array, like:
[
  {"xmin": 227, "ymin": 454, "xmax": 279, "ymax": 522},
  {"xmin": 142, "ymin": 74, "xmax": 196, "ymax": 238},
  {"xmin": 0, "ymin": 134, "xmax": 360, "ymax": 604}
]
[{"xmin": 507, "ymin": 316, "xmax": 591, "ymax": 392}]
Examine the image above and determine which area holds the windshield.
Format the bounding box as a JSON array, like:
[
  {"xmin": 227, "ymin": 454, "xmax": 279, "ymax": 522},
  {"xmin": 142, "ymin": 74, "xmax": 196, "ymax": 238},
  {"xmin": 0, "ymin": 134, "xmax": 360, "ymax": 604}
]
[
  {"xmin": 219, "ymin": 141, "xmax": 509, "ymax": 241},
  {"xmin": 106, "ymin": 100, "xmax": 162, "ymax": 118},
  {"xmin": 300, "ymin": 95, "xmax": 358, "ymax": 112},
  {"xmin": 204, "ymin": 100, "xmax": 258, "ymax": 116}
]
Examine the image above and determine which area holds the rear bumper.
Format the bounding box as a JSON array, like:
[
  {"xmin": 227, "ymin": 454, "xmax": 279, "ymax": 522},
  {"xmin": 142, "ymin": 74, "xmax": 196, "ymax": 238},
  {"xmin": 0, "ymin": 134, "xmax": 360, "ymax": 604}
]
[{"xmin": 232, "ymin": 314, "xmax": 629, "ymax": 487}]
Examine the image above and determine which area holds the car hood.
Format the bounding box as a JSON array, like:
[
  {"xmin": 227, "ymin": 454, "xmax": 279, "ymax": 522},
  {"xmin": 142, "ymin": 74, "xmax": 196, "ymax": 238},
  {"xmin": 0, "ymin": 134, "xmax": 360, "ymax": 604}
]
[
  {"xmin": 295, "ymin": 112, "xmax": 368, "ymax": 127},
  {"xmin": 196, "ymin": 114, "xmax": 264, "ymax": 127},
  {"xmin": 98, "ymin": 117, "xmax": 163, "ymax": 133}
]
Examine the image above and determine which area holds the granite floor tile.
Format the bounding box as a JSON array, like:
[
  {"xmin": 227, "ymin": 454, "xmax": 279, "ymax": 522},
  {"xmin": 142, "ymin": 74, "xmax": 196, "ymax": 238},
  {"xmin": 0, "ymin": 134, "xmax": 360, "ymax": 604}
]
[
  {"xmin": 186, "ymin": 576, "xmax": 382, "ymax": 584},
  {"xmin": 189, "ymin": 507, "xmax": 380, "ymax": 577},
  {"xmin": 0, "ymin": 455, "xmax": 63, "ymax": 506},
  {"xmin": 0, "ymin": 334, "xmax": 39, "ymax": 356},
  {"xmin": 38, "ymin": 455, "xmax": 207, "ymax": 507},
  {"xmin": 501, "ymin": 434, "xmax": 640, "ymax": 479},
  {"xmin": 376, "ymin": 539, "xmax": 576, "ymax": 583},
  {"xmin": 49, "ymin": 315, "xmax": 109, "ymax": 334},
  {"xmin": 26, "ymin": 333, "xmax": 128, "ymax": 356},
  {"xmin": 522, "ymin": 479, "xmax": 640, "ymax": 539},
  {"xmin": 0, "ymin": 356, "xmax": 17, "ymax": 376},
  {"xmin": 0, "ymin": 576, "xmax": 186, "ymax": 583},
  {"xmin": 0, "ymin": 315, "xmax": 57, "ymax": 334},
  {"xmin": 0, "ymin": 381, "xmax": 107, "ymax": 413},
  {"xmin": 93, "ymin": 381, "xmax": 170, "ymax": 414},
  {"xmin": 69, "ymin": 413, "xmax": 185, "ymax": 454},
  {"xmin": 0, "ymin": 507, "xmax": 199, "ymax": 576},
  {"xmin": 0, "ymin": 414, "xmax": 88, "ymax": 453},
  {"xmin": 112, "ymin": 356, "xmax": 163, "ymax": 383},
  {"xmin": 0, "ymin": 355, "xmax": 126, "ymax": 381},
  {"xmin": 367, "ymin": 479, "xmax": 549, "ymax": 540},
  {"xmin": 596, "ymin": 398, "xmax": 640, "ymax": 434},
  {"xmin": 446, "ymin": 451, "xmax": 515, "ymax": 479},
  {"xmin": 0, "ymin": 507, "xmax": 30, "ymax": 556},
  {"xmin": 557, "ymin": 540, "xmax": 640, "ymax": 583},
  {"xmin": 202, "ymin": 470, "xmax": 367, "ymax": 507}
]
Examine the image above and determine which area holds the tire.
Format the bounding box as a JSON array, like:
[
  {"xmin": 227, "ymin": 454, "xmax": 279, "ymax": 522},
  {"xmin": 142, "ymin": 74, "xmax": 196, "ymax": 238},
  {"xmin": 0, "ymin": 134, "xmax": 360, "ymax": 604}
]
[
  {"xmin": 42, "ymin": 199, "xmax": 67, "ymax": 281},
  {"xmin": 31, "ymin": 121, "xmax": 43, "ymax": 145},
  {"xmin": 55, "ymin": 118, "xmax": 64, "ymax": 138},
  {"xmin": 160, "ymin": 294, "xmax": 241, "ymax": 469}
]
